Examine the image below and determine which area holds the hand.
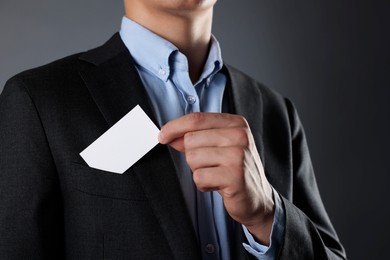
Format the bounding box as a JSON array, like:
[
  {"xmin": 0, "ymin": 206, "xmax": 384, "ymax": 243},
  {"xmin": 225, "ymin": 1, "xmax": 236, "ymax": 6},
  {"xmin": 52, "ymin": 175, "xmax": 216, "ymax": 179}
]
[{"xmin": 158, "ymin": 112, "xmax": 275, "ymax": 245}]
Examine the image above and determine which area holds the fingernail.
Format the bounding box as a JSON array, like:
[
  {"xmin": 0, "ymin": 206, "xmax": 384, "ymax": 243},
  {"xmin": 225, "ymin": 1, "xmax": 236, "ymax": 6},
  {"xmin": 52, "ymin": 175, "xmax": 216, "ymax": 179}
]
[{"xmin": 158, "ymin": 131, "xmax": 164, "ymax": 143}]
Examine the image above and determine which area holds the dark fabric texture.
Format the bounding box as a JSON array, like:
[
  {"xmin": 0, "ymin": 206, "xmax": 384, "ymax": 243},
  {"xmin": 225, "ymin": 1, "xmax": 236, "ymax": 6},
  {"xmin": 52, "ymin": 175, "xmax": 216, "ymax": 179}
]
[{"xmin": 0, "ymin": 33, "xmax": 346, "ymax": 259}]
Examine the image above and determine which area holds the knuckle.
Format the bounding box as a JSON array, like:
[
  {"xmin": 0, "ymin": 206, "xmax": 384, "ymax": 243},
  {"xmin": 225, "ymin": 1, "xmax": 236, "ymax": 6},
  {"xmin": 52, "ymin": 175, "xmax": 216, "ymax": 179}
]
[
  {"xmin": 193, "ymin": 170, "xmax": 205, "ymax": 189},
  {"xmin": 185, "ymin": 149, "xmax": 197, "ymax": 164},
  {"xmin": 231, "ymin": 146, "xmax": 245, "ymax": 161},
  {"xmin": 234, "ymin": 128, "xmax": 250, "ymax": 147},
  {"xmin": 215, "ymin": 113, "xmax": 226, "ymax": 121},
  {"xmin": 235, "ymin": 115, "xmax": 248, "ymax": 127},
  {"xmin": 183, "ymin": 132, "xmax": 194, "ymax": 148},
  {"xmin": 232, "ymin": 148, "xmax": 246, "ymax": 169},
  {"xmin": 223, "ymin": 187, "xmax": 239, "ymax": 199},
  {"xmin": 198, "ymin": 187, "xmax": 208, "ymax": 192},
  {"xmin": 188, "ymin": 112, "xmax": 205, "ymax": 125}
]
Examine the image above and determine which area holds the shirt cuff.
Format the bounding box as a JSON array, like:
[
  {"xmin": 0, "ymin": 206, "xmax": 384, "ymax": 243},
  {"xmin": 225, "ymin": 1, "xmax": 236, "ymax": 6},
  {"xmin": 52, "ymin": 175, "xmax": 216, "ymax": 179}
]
[{"xmin": 242, "ymin": 187, "xmax": 286, "ymax": 259}]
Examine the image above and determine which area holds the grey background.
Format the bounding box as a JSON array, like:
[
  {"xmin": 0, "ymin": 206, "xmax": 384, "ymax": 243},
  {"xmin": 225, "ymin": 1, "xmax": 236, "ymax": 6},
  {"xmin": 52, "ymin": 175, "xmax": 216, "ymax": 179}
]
[{"xmin": 1, "ymin": 0, "xmax": 389, "ymax": 259}]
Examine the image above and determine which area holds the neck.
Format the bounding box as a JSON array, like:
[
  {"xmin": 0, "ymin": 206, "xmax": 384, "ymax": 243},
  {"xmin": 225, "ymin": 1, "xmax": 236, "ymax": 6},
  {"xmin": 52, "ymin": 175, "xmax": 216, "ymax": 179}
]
[{"xmin": 125, "ymin": 5, "xmax": 213, "ymax": 83}]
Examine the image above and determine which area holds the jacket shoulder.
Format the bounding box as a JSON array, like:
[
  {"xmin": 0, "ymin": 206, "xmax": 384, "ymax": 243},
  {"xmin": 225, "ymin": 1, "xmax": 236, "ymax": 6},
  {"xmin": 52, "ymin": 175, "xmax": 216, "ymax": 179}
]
[
  {"xmin": 4, "ymin": 33, "xmax": 126, "ymax": 92},
  {"xmin": 4, "ymin": 53, "xmax": 87, "ymax": 97}
]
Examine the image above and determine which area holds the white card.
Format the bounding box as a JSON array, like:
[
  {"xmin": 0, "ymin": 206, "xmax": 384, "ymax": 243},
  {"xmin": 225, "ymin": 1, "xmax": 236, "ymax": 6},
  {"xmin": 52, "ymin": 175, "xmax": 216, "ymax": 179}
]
[{"xmin": 80, "ymin": 105, "xmax": 160, "ymax": 174}]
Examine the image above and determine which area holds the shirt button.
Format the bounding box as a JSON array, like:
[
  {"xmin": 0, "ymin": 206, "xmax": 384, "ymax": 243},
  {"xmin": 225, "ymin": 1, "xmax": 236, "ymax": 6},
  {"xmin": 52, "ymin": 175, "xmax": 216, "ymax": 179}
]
[
  {"xmin": 186, "ymin": 95, "xmax": 196, "ymax": 104},
  {"xmin": 205, "ymin": 244, "xmax": 215, "ymax": 254},
  {"xmin": 158, "ymin": 68, "xmax": 166, "ymax": 76},
  {"xmin": 206, "ymin": 77, "xmax": 212, "ymax": 86}
]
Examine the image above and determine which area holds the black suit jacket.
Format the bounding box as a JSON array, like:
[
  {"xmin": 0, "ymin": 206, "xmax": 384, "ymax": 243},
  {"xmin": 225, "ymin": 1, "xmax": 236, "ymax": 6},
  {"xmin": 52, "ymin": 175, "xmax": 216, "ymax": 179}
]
[{"xmin": 0, "ymin": 34, "xmax": 346, "ymax": 259}]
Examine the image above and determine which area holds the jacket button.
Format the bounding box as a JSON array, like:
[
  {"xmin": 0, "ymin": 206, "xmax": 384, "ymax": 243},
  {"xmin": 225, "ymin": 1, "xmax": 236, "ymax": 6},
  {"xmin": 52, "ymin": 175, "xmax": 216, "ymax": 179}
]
[{"xmin": 205, "ymin": 243, "xmax": 215, "ymax": 254}]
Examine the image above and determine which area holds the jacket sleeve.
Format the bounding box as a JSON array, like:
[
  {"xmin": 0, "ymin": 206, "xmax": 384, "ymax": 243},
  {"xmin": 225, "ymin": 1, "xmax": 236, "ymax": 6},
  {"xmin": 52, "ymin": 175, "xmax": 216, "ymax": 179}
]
[
  {"xmin": 278, "ymin": 98, "xmax": 347, "ymax": 259},
  {"xmin": 0, "ymin": 77, "xmax": 64, "ymax": 259}
]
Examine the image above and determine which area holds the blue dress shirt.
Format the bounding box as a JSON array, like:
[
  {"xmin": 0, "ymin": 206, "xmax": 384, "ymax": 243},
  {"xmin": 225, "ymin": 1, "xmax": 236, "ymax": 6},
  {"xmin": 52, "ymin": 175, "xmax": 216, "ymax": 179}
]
[{"xmin": 119, "ymin": 16, "xmax": 285, "ymax": 259}]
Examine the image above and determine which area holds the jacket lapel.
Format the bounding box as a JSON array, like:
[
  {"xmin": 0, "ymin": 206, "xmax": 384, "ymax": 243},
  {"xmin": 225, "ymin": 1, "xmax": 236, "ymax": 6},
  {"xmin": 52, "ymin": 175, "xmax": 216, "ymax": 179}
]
[
  {"xmin": 78, "ymin": 34, "xmax": 156, "ymax": 127},
  {"xmin": 225, "ymin": 65, "xmax": 265, "ymax": 164},
  {"xmin": 78, "ymin": 34, "xmax": 200, "ymax": 260},
  {"xmin": 225, "ymin": 65, "xmax": 266, "ymax": 260}
]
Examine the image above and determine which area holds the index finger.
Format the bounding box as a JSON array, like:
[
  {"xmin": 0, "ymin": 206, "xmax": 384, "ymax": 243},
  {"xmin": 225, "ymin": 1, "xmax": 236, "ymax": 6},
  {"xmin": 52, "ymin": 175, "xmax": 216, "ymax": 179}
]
[{"xmin": 158, "ymin": 112, "xmax": 247, "ymax": 144}]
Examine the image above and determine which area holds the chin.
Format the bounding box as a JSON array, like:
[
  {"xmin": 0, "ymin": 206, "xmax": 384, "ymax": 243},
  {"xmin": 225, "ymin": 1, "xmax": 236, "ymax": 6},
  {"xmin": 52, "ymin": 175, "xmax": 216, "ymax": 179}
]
[{"xmin": 167, "ymin": 0, "xmax": 217, "ymax": 11}]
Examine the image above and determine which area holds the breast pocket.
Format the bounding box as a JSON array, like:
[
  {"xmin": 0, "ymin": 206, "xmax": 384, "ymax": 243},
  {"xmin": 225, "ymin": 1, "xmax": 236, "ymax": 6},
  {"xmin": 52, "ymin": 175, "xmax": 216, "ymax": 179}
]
[{"xmin": 66, "ymin": 162, "xmax": 147, "ymax": 201}]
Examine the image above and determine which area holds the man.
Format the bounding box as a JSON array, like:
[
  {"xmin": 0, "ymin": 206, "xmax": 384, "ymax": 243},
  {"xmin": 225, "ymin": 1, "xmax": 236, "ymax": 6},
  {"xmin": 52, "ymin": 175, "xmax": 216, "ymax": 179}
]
[{"xmin": 0, "ymin": 0, "xmax": 346, "ymax": 259}]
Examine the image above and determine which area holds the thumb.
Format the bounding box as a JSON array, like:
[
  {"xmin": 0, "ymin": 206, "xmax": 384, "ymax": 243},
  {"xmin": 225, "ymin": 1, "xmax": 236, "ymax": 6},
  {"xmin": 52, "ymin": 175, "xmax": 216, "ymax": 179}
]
[{"xmin": 165, "ymin": 136, "xmax": 185, "ymax": 153}]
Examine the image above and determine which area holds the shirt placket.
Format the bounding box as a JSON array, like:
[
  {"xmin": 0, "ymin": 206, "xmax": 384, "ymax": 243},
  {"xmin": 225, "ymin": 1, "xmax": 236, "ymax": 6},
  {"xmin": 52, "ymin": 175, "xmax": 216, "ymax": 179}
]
[{"xmin": 171, "ymin": 70, "xmax": 222, "ymax": 260}]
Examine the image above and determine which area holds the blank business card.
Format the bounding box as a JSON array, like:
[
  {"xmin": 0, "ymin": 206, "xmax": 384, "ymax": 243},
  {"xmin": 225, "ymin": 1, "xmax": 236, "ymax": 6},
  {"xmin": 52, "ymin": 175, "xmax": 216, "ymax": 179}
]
[{"xmin": 80, "ymin": 105, "xmax": 160, "ymax": 174}]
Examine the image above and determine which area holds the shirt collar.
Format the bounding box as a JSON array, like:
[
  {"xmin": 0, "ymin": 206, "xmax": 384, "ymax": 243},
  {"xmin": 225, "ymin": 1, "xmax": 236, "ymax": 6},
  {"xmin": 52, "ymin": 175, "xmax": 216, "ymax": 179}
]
[{"xmin": 119, "ymin": 16, "xmax": 223, "ymax": 84}]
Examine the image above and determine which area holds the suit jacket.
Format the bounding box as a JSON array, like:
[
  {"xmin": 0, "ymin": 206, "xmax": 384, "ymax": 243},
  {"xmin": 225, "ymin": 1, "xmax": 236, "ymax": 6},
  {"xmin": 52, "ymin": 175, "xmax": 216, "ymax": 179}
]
[{"xmin": 0, "ymin": 33, "xmax": 346, "ymax": 259}]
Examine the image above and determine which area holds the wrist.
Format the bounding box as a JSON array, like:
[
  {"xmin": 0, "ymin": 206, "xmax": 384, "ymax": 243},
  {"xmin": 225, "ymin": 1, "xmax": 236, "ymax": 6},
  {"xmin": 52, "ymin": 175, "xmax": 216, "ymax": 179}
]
[{"xmin": 245, "ymin": 207, "xmax": 275, "ymax": 246}]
